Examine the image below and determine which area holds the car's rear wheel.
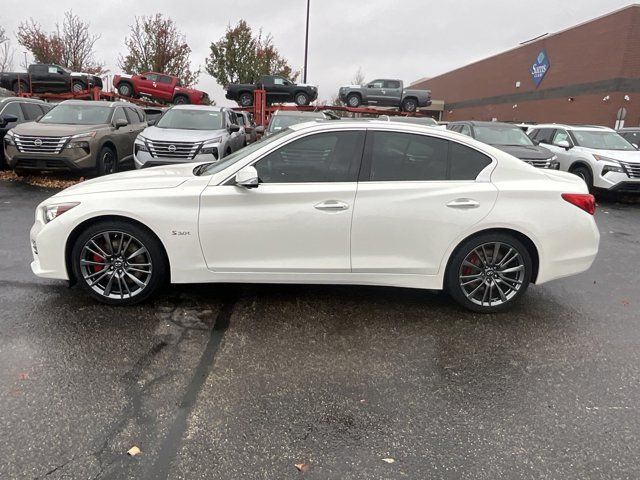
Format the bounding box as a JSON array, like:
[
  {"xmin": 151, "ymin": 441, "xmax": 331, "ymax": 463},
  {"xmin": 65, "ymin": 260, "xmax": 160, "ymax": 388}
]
[
  {"xmin": 239, "ymin": 92, "xmax": 253, "ymax": 107},
  {"xmin": 401, "ymin": 98, "xmax": 418, "ymax": 112},
  {"xmin": 347, "ymin": 93, "xmax": 361, "ymax": 108},
  {"xmin": 13, "ymin": 80, "xmax": 28, "ymax": 94},
  {"xmin": 445, "ymin": 233, "xmax": 532, "ymax": 313},
  {"xmin": 97, "ymin": 145, "xmax": 117, "ymax": 176},
  {"xmin": 71, "ymin": 221, "xmax": 167, "ymax": 306},
  {"xmin": 173, "ymin": 95, "xmax": 189, "ymax": 105},
  {"xmin": 117, "ymin": 83, "xmax": 133, "ymax": 97},
  {"xmin": 294, "ymin": 92, "xmax": 310, "ymax": 106},
  {"xmin": 72, "ymin": 80, "xmax": 85, "ymax": 93}
]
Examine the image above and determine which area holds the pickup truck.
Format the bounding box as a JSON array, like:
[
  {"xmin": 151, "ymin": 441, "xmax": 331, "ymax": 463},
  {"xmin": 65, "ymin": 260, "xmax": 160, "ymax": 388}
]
[
  {"xmin": 225, "ymin": 75, "xmax": 318, "ymax": 107},
  {"xmin": 338, "ymin": 79, "xmax": 431, "ymax": 112},
  {"xmin": 0, "ymin": 64, "xmax": 103, "ymax": 94},
  {"xmin": 112, "ymin": 72, "xmax": 209, "ymax": 105}
]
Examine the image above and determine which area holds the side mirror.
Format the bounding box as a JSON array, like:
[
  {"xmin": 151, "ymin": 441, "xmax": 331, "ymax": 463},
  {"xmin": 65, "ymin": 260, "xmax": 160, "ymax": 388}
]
[
  {"xmin": 229, "ymin": 123, "xmax": 240, "ymax": 133},
  {"xmin": 531, "ymin": 139, "xmax": 540, "ymax": 145},
  {"xmin": 255, "ymin": 126, "xmax": 265, "ymax": 135},
  {"xmin": 0, "ymin": 114, "xmax": 19, "ymax": 127},
  {"xmin": 147, "ymin": 118, "xmax": 157, "ymax": 126},
  {"xmin": 235, "ymin": 166, "xmax": 259, "ymax": 188},
  {"xmin": 555, "ymin": 140, "xmax": 572, "ymax": 150},
  {"xmin": 114, "ymin": 118, "xmax": 128, "ymax": 129}
]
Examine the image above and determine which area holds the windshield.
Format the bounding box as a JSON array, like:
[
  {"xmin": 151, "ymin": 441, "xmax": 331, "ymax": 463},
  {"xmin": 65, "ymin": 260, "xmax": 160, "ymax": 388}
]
[
  {"xmin": 474, "ymin": 125, "xmax": 534, "ymax": 146},
  {"xmin": 157, "ymin": 109, "xmax": 224, "ymax": 130},
  {"xmin": 268, "ymin": 115, "xmax": 322, "ymax": 132},
  {"xmin": 572, "ymin": 130, "xmax": 635, "ymax": 151},
  {"xmin": 39, "ymin": 105, "xmax": 112, "ymax": 125},
  {"xmin": 200, "ymin": 128, "xmax": 292, "ymax": 176}
]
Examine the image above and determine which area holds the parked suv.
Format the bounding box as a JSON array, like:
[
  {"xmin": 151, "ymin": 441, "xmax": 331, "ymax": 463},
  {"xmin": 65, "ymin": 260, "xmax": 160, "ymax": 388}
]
[
  {"xmin": 0, "ymin": 97, "xmax": 52, "ymax": 169},
  {"xmin": 617, "ymin": 127, "xmax": 640, "ymax": 148},
  {"xmin": 449, "ymin": 121, "xmax": 559, "ymax": 169},
  {"xmin": 528, "ymin": 124, "xmax": 640, "ymax": 192},
  {"xmin": 4, "ymin": 100, "xmax": 146, "ymax": 176},
  {"xmin": 134, "ymin": 105, "xmax": 244, "ymax": 168}
]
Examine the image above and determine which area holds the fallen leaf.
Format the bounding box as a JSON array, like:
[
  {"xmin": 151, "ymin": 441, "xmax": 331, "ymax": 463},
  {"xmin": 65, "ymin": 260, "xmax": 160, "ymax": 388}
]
[
  {"xmin": 127, "ymin": 446, "xmax": 141, "ymax": 456},
  {"xmin": 17, "ymin": 372, "xmax": 29, "ymax": 380},
  {"xmin": 294, "ymin": 463, "xmax": 309, "ymax": 472},
  {"xmin": 382, "ymin": 457, "xmax": 395, "ymax": 464}
]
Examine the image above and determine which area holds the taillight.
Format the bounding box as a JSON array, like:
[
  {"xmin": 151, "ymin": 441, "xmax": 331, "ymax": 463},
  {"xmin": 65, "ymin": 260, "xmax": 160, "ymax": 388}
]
[{"xmin": 562, "ymin": 193, "xmax": 595, "ymax": 215}]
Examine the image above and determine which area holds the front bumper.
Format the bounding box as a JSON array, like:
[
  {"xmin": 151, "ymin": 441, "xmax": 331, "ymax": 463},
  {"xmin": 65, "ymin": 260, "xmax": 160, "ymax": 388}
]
[
  {"xmin": 134, "ymin": 149, "xmax": 219, "ymax": 169},
  {"xmin": 593, "ymin": 167, "xmax": 640, "ymax": 192},
  {"xmin": 30, "ymin": 214, "xmax": 70, "ymax": 280},
  {"xmin": 5, "ymin": 148, "xmax": 95, "ymax": 173}
]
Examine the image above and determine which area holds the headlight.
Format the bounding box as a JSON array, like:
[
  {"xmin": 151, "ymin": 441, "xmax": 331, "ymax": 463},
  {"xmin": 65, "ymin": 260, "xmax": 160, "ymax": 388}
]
[
  {"xmin": 5, "ymin": 130, "xmax": 15, "ymax": 145},
  {"xmin": 41, "ymin": 202, "xmax": 80, "ymax": 223},
  {"xmin": 548, "ymin": 155, "xmax": 560, "ymax": 169},
  {"xmin": 66, "ymin": 131, "xmax": 96, "ymax": 149},
  {"xmin": 134, "ymin": 136, "xmax": 149, "ymax": 152},
  {"xmin": 594, "ymin": 155, "xmax": 627, "ymax": 176}
]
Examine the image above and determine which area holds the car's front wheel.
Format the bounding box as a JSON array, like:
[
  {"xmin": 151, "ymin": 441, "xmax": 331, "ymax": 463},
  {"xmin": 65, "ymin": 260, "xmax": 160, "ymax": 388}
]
[
  {"xmin": 294, "ymin": 92, "xmax": 310, "ymax": 106},
  {"xmin": 445, "ymin": 233, "xmax": 532, "ymax": 313},
  {"xmin": 71, "ymin": 221, "xmax": 167, "ymax": 306}
]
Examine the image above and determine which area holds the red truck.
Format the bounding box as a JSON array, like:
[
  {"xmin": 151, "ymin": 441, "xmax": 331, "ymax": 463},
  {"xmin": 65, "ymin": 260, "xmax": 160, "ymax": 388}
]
[{"xmin": 112, "ymin": 72, "xmax": 209, "ymax": 105}]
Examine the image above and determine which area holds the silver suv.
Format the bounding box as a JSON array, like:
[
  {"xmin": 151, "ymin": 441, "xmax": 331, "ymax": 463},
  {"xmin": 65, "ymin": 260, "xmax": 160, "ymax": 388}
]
[
  {"xmin": 134, "ymin": 105, "xmax": 245, "ymax": 168},
  {"xmin": 528, "ymin": 124, "xmax": 640, "ymax": 193}
]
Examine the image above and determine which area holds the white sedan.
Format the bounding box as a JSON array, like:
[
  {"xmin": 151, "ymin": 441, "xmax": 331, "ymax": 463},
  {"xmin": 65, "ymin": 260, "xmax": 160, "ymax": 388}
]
[{"xmin": 30, "ymin": 121, "xmax": 599, "ymax": 313}]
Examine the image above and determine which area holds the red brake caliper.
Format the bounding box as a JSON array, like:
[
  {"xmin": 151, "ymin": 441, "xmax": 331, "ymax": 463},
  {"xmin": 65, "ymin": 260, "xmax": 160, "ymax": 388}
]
[
  {"xmin": 463, "ymin": 252, "xmax": 479, "ymax": 276},
  {"xmin": 92, "ymin": 254, "xmax": 104, "ymax": 273}
]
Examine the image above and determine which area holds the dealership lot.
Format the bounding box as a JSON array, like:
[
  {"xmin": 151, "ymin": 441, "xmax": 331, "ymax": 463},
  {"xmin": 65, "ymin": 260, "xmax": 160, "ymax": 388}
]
[{"xmin": 1, "ymin": 180, "xmax": 639, "ymax": 479}]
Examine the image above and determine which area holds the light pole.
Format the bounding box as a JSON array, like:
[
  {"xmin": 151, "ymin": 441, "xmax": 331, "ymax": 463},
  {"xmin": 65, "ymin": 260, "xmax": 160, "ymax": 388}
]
[{"xmin": 303, "ymin": 0, "xmax": 310, "ymax": 83}]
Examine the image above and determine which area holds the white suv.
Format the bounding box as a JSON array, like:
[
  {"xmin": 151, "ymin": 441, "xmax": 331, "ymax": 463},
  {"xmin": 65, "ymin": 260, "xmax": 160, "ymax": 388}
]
[{"xmin": 528, "ymin": 124, "xmax": 640, "ymax": 193}]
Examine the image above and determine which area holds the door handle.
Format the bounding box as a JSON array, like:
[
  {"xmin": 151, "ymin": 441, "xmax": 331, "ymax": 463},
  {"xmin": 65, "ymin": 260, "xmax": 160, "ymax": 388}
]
[
  {"xmin": 446, "ymin": 198, "xmax": 480, "ymax": 209},
  {"xmin": 314, "ymin": 200, "xmax": 349, "ymax": 211}
]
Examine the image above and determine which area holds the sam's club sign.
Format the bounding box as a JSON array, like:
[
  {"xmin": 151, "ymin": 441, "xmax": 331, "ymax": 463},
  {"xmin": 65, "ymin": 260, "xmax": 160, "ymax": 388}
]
[{"xmin": 530, "ymin": 49, "xmax": 550, "ymax": 87}]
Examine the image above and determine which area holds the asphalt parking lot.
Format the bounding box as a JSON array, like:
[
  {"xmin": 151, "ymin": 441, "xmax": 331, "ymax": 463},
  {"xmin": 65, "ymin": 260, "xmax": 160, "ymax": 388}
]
[{"xmin": 1, "ymin": 180, "xmax": 639, "ymax": 480}]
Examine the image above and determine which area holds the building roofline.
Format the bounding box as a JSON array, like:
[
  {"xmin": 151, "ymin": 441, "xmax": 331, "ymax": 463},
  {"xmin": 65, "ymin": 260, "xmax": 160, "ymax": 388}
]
[{"xmin": 410, "ymin": 4, "xmax": 640, "ymax": 87}]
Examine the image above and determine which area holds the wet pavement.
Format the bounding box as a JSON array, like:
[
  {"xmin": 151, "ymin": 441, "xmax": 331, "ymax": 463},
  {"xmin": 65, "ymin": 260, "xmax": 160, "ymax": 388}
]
[{"xmin": 1, "ymin": 180, "xmax": 639, "ymax": 479}]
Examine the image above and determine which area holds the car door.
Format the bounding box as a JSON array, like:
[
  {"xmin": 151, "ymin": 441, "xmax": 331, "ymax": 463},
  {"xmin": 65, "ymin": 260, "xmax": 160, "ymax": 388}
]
[
  {"xmin": 156, "ymin": 75, "xmax": 175, "ymax": 101},
  {"xmin": 365, "ymin": 79, "xmax": 385, "ymax": 104},
  {"xmin": 351, "ymin": 130, "xmax": 497, "ymax": 275},
  {"xmin": 0, "ymin": 102, "xmax": 25, "ymax": 164},
  {"xmin": 545, "ymin": 129, "xmax": 575, "ymax": 170},
  {"xmin": 137, "ymin": 73, "xmax": 159, "ymax": 98},
  {"xmin": 111, "ymin": 107, "xmax": 132, "ymax": 161},
  {"xmin": 270, "ymin": 77, "xmax": 291, "ymax": 101},
  {"xmin": 198, "ymin": 129, "xmax": 366, "ymax": 272},
  {"xmin": 124, "ymin": 107, "xmax": 145, "ymax": 149},
  {"xmin": 382, "ymin": 80, "xmax": 402, "ymax": 106}
]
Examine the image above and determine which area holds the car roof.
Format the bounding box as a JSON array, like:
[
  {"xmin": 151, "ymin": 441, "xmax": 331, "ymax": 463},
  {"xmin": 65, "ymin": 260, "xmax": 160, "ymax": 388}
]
[
  {"xmin": 170, "ymin": 104, "xmax": 224, "ymax": 111},
  {"xmin": 530, "ymin": 123, "xmax": 614, "ymax": 132},
  {"xmin": 0, "ymin": 96, "xmax": 47, "ymax": 104},
  {"xmin": 449, "ymin": 120, "xmax": 520, "ymax": 128},
  {"xmin": 59, "ymin": 99, "xmax": 142, "ymax": 109},
  {"xmin": 271, "ymin": 110, "xmax": 326, "ymax": 118},
  {"xmin": 618, "ymin": 127, "xmax": 640, "ymax": 132}
]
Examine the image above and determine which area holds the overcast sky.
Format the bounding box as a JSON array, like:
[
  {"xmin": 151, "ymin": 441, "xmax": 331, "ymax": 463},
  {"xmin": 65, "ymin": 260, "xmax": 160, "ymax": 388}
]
[{"xmin": 1, "ymin": 0, "xmax": 633, "ymax": 106}]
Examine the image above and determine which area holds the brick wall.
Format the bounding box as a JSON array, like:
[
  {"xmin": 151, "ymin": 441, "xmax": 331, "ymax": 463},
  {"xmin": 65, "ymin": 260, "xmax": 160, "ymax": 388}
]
[{"xmin": 413, "ymin": 6, "xmax": 640, "ymax": 126}]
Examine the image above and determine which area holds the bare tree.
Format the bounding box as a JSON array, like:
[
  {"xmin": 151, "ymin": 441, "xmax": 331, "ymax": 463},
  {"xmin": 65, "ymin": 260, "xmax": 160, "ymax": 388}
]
[
  {"xmin": 17, "ymin": 11, "xmax": 105, "ymax": 74},
  {"xmin": 0, "ymin": 26, "xmax": 14, "ymax": 72},
  {"xmin": 351, "ymin": 67, "xmax": 365, "ymax": 86},
  {"xmin": 119, "ymin": 14, "xmax": 199, "ymax": 87}
]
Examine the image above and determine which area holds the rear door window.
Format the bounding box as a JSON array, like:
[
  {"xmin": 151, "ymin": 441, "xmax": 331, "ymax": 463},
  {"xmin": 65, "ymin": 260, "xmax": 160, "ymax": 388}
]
[
  {"xmin": 363, "ymin": 131, "xmax": 492, "ymax": 182},
  {"xmin": 384, "ymin": 80, "xmax": 401, "ymax": 89}
]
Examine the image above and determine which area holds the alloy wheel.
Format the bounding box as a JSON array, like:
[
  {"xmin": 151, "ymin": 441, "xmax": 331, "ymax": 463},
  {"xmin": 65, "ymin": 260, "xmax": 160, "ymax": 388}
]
[
  {"xmin": 79, "ymin": 231, "xmax": 153, "ymax": 300},
  {"xmin": 103, "ymin": 151, "xmax": 115, "ymax": 174},
  {"xmin": 458, "ymin": 242, "xmax": 526, "ymax": 307}
]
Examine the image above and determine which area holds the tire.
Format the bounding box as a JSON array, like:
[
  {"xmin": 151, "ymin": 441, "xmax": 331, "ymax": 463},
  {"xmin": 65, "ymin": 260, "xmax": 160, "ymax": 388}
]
[
  {"xmin": 570, "ymin": 165, "xmax": 593, "ymax": 192},
  {"xmin": 401, "ymin": 98, "xmax": 418, "ymax": 112},
  {"xmin": 117, "ymin": 82, "xmax": 133, "ymax": 98},
  {"xmin": 72, "ymin": 80, "xmax": 85, "ymax": 93},
  {"xmin": 173, "ymin": 95, "xmax": 189, "ymax": 105},
  {"xmin": 97, "ymin": 145, "xmax": 117, "ymax": 176},
  {"xmin": 445, "ymin": 232, "xmax": 532, "ymax": 313},
  {"xmin": 346, "ymin": 93, "xmax": 361, "ymax": 108},
  {"xmin": 294, "ymin": 92, "xmax": 310, "ymax": 106},
  {"xmin": 71, "ymin": 220, "xmax": 167, "ymax": 306},
  {"xmin": 13, "ymin": 80, "xmax": 28, "ymax": 94},
  {"xmin": 239, "ymin": 92, "xmax": 253, "ymax": 107}
]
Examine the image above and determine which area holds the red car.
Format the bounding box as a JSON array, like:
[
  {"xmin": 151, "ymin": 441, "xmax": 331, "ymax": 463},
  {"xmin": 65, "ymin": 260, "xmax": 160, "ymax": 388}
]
[{"xmin": 112, "ymin": 72, "xmax": 209, "ymax": 105}]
